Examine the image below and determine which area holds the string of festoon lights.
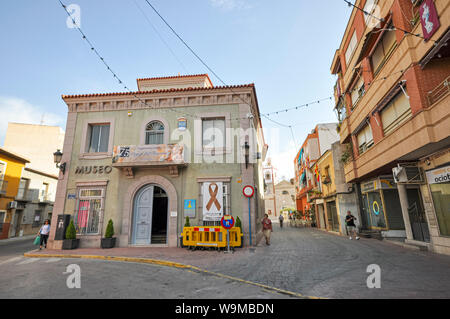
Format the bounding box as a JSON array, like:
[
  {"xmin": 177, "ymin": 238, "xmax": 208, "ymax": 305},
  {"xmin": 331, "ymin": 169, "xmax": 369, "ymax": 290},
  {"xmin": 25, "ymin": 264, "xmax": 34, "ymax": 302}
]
[
  {"xmin": 343, "ymin": 0, "xmax": 439, "ymax": 44},
  {"xmin": 58, "ymin": 0, "xmax": 417, "ymax": 132}
]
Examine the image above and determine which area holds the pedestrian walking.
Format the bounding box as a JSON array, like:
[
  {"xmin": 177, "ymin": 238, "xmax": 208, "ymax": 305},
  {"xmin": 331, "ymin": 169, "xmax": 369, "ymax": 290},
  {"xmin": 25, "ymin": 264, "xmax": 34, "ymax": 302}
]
[
  {"xmin": 38, "ymin": 219, "xmax": 51, "ymax": 250},
  {"xmin": 262, "ymin": 214, "xmax": 273, "ymax": 246},
  {"xmin": 345, "ymin": 211, "xmax": 359, "ymax": 240},
  {"xmin": 279, "ymin": 213, "xmax": 284, "ymax": 228}
]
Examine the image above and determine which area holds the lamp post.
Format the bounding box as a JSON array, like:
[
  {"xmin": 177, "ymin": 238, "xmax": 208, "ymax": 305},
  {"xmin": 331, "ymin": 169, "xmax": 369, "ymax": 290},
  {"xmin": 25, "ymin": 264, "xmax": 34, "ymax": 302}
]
[
  {"xmin": 244, "ymin": 142, "xmax": 250, "ymax": 169},
  {"xmin": 53, "ymin": 149, "xmax": 66, "ymax": 175}
]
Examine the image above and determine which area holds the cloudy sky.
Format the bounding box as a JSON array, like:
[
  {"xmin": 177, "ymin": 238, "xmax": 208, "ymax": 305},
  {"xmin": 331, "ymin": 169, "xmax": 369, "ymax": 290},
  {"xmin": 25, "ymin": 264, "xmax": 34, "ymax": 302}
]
[{"xmin": 0, "ymin": 0, "xmax": 351, "ymax": 179}]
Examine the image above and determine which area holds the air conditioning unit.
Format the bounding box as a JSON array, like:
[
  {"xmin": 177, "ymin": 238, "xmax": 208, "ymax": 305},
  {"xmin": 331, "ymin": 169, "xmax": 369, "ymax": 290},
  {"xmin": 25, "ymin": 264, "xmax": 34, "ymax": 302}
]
[
  {"xmin": 393, "ymin": 164, "xmax": 424, "ymax": 184},
  {"xmin": 7, "ymin": 201, "xmax": 17, "ymax": 209}
]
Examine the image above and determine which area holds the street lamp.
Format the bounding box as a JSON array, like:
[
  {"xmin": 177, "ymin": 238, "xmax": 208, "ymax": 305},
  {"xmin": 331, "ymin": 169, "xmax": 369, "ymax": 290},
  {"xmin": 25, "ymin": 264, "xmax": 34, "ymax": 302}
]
[
  {"xmin": 244, "ymin": 142, "xmax": 250, "ymax": 169},
  {"xmin": 53, "ymin": 149, "xmax": 66, "ymax": 175}
]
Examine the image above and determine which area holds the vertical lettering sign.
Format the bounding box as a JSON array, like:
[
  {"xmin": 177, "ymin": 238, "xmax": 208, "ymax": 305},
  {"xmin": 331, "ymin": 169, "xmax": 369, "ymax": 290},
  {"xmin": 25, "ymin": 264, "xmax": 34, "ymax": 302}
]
[
  {"xmin": 420, "ymin": 0, "xmax": 440, "ymax": 41},
  {"xmin": 202, "ymin": 182, "xmax": 223, "ymax": 221}
]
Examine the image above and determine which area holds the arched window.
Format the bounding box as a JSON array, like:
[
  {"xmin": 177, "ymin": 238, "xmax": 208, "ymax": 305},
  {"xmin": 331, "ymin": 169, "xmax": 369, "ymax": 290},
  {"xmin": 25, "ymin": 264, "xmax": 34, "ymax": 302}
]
[{"xmin": 145, "ymin": 121, "xmax": 165, "ymax": 145}]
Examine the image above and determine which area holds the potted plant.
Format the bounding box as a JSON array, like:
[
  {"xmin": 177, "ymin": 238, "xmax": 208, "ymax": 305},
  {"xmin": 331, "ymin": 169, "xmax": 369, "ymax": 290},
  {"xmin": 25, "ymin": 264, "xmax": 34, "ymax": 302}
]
[
  {"xmin": 62, "ymin": 220, "xmax": 80, "ymax": 250},
  {"xmin": 180, "ymin": 217, "xmax": 191, "ymax": 248},
  {"xmin": 101, "ymin": 219, "xmax": 116, "ymax": 249}
]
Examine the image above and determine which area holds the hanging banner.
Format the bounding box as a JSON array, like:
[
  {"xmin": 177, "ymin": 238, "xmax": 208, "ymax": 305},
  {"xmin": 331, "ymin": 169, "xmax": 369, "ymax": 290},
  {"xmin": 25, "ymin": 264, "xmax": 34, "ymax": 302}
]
[
  {"xmin": 112, "ymin": 144, "xmax": 184, "ymax": 164},
  {"xmin": 202, "ymin": 182, "xmax": 223, "ymax": 221},
  {"xmin": 420, "ymin": 0, "xmax": 440, "ymax": 41}
]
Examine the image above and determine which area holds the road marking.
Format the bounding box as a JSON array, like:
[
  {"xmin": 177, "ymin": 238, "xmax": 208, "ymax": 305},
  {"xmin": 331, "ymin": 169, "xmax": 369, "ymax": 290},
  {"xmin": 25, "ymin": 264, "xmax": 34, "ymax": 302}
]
[
  {"xmin": 0, "ymin": 256, "xmax": 23, "ymax": 266},
  {"xmin": 17, "ymin": 258, "xmax": 40, "ymax": 265},
  {"xmin": 44, "ymin": 258, "xmax": 61, "ymax": 263}
]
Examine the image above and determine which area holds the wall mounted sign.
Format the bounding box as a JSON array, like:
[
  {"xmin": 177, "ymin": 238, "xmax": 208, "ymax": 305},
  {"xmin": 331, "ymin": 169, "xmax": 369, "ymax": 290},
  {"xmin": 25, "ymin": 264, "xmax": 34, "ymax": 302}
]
[
  {"xmin": 75, "ymin": 166, "xmax": 112, "ymax": 175},
  {"xmin": 112, "ymin": 144, "xmax": 184, "ymax": 164},
  {"xmin": 184, "ymin": 199, "xmax": 196, "ymax": 218},
  {"xmin": 202, "ymin": 182, "xmax": 223, "ymax": 221},
  {"xmin": 420, "ymin": 0, "xmax": 440, "ymax": 41},
  {"xmin": 178, "ymin": 117, "xmax": 187, "ymax": 131},
  {"xmin": 67, "ymin": 193, "xmax": 77, "ymax": 200},
  {"xmin": 426, "ymin": 165, "xmax": 450, "ymax": 184}
]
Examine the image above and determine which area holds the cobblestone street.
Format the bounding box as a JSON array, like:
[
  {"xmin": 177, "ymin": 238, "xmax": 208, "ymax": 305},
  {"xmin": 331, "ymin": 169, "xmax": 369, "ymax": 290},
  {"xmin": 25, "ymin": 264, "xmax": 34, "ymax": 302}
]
[{"xmin": 20, "ymin": 225, "xmax": 450, "ymax": 299}]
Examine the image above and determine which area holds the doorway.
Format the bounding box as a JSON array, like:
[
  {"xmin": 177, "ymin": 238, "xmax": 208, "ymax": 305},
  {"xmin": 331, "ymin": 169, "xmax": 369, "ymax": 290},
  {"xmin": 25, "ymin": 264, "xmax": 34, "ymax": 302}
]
[
  {"xmin": 132, "ymin": 185, "xmax": 168, "ymax": 245},
  {"xmin": 407, "ymin": 188, "xmax": 430, "ymax": 242}
]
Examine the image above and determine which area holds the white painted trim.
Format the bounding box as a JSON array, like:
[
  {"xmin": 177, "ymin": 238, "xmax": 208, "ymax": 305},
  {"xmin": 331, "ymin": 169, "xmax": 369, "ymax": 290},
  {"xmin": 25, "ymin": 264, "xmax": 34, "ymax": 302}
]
[
  {"xmin": 140, "ymin": 115, "xmax": 170, "ymax": 145},
  {"xmin": 79, "ymin": 118, "xmax": 115, "ymax": 159}
]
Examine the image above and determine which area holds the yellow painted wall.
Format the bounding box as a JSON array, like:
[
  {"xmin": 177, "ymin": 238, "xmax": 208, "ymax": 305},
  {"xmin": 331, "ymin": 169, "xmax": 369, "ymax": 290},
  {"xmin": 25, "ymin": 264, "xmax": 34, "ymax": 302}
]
[
  {"xmin": 0, "ymin": 153, "xmax": 26, "ymax": 222},
  {"xmin": 317, "ymin": 151, "xmax": 336, "ymax": 197}
]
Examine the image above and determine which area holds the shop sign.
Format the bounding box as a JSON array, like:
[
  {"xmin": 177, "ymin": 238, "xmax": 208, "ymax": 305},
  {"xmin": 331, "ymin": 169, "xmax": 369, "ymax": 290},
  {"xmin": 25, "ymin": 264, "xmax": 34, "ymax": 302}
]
[
  {"xmin": 420, "ymin": 0, "xmax": 440, "ymax": 41},
  {"xmin": 361, "ymin": 180, "xmax": 376, "ymax": 193},
  {"xmin": 426, "ymin": 165, "xmax": 450, "ymax": 185}
]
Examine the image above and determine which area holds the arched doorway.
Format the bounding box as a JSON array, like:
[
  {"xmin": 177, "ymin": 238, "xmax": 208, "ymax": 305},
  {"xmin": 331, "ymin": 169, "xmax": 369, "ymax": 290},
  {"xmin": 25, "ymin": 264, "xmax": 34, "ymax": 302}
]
[{"xmin": 132, "ymin": 184, "xmax": 168, "ymax": 245}]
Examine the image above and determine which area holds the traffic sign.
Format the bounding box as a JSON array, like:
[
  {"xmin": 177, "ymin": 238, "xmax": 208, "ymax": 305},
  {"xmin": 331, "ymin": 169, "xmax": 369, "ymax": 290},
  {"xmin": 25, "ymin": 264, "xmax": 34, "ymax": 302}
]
[
  {"xmin": 243, "ymin": 185, "xmax": 254, "ymax": 198},
  {"xmin": 221, "ymin": 215, "xmax": 235, "ymax": 229}
]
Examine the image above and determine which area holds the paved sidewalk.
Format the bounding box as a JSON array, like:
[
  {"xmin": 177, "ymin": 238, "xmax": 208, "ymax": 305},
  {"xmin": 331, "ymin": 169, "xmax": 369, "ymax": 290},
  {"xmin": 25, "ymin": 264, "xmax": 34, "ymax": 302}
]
[{"xmin": 25, "ymin": 226, "xmax": 450, "ymax": 299}]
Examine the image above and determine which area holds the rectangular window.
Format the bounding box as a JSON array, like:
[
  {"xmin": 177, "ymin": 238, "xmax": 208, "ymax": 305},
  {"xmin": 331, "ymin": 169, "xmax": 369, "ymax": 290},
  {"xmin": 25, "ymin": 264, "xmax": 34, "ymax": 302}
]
[
  {"xmin": 363, "ymin": 0, "xmax": 379, "ymax": 24},
  {"xmin": 75, "ymin": 188, "xmax": 104, "ymax": 235},
  {"xmin": 87, "ymin": 124, "xmax": 110, "ymax": 153},
  {"xmin": 0, "ymin": 162, "xmax": 5, "ymax": 180},
  {"xmin": 380, "ymin": 90, "xmax": 412, "ymax": 136},
  {"xmin": 17, "ymin": 178, "xmax": 29, "ymax": 199},
  {"xmin": 371, "ymin": 24, "xmax": 397, "ymax": 74},
  {"xmin": 357, "ymin": 124, "xmax": 374, "ymax": 155},
  {"xmin": 351, "ymin": 76, "xmax": 365, "ymax": 108},
  {"xmin": 345, "ymin": 31, "xmax": 358, "ymax": 66},
  {"xmin": 33, "ymin": 210, "xmax": 42, "ymax": 227},
  {"xmin": 202, "ymin": 118, "xmax": 225, "ymax": 150},
  {"xmin": 40, "ymin": 183, "xmax": 49, "ymax": 201}
]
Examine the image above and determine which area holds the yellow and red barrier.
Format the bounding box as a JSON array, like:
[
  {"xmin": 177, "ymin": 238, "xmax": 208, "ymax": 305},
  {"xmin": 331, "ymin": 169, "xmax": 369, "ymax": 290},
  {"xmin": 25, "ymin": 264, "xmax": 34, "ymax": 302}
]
[{"xmin": 181, "ymin": 226, "xmax": 242, "ymax": 249}]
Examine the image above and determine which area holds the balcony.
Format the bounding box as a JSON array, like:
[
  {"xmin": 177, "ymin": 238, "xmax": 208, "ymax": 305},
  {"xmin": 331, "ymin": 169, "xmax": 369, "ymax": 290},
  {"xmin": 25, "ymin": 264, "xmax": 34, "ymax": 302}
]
[
  {"xmin": 112, "ymin": 144, "xmax": 186, "ymax": 178},
  {"xmin": 428, "ymin": 76, "xmax": 450, "ymax": 107}
]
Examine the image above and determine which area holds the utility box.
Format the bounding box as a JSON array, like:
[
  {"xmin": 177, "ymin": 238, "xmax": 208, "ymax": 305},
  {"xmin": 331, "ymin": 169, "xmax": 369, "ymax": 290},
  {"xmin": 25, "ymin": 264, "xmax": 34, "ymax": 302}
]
[{"xmin": 55, "ymin": 214, "xmax": 71, "ymax": 240}]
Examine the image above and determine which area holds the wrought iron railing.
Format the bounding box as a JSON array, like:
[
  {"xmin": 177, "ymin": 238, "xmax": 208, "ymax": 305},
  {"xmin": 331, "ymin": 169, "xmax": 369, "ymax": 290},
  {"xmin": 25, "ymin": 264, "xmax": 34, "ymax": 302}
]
[{"xmin": 428, "ymin": 76, "xmax": 450, "ymax": 106}]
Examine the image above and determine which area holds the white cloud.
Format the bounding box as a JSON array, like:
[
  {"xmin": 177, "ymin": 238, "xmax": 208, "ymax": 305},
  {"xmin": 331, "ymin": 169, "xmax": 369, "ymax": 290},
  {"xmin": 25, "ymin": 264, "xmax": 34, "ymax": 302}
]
[
  {"xmin": 0, "ymin": 96, "xmax": 65, "ymax": 145},
  {"xmin": 209, "ymin": 0, "xmax": 252, "ymax": 11}
]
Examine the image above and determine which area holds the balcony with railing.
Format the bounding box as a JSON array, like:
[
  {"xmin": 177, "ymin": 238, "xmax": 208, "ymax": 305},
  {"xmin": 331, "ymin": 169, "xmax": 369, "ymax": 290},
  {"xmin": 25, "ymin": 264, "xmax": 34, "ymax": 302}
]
[{"xmin": 428, "ymin": 76, "xmax": 450, "ymax": 107}]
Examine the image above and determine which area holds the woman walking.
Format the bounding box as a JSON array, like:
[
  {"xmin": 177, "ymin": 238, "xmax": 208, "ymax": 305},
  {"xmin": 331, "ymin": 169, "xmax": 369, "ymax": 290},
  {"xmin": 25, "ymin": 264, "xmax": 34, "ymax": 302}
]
[{"xmin": 38, "ymin": 219, "xmax": 51, "ymax": 250}]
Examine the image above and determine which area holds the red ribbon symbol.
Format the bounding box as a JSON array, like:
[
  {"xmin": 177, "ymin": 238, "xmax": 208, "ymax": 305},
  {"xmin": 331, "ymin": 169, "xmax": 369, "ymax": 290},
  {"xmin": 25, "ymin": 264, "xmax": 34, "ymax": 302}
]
[{"xmin": 206, "ymin": 183, "xmax": 221, "ymax": 211}]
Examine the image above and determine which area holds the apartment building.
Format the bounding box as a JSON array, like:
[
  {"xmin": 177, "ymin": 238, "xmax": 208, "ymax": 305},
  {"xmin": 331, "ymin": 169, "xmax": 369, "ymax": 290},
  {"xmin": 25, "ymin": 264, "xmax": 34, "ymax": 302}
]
[
  {"xmin": 294, "ymin": 123, "xmax": 339, "ymax": 219},
  {"xmin": 47, "ymin": 74, "xmax": 268, "ymax": 249},
  {"xmin": 330, "ymin": 0, "xmax": 450, "ymax": 253}
]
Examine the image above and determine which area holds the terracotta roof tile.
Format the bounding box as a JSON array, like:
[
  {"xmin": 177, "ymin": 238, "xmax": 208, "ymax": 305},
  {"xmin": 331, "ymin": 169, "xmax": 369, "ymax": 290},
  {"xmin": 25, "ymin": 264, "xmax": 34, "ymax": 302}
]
[{"xmin": 62, "ymin": 83, "xmax": 255, "ymax": 99}]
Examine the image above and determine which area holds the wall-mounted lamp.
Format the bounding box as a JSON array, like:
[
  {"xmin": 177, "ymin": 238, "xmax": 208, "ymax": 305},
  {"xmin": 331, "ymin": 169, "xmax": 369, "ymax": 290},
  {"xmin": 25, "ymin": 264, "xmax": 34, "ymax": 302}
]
[
  {"xmin": 244, "ymin": 142, "xmax": 250, "ymax": 169},
  {"xmin": 53, "ymin": 149, "xmax": 66, "ymax": 175}
]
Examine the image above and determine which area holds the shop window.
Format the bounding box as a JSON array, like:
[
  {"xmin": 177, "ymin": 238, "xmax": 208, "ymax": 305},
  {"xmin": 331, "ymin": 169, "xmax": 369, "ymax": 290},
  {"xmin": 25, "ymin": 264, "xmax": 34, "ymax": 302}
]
[
  {"xmin": 357, "ymin": 124, "xmax": 374, "ymax": 155},
  {"xmin": 75, "ymin": 188, "xmax": 104, "ymax": 235},
  {"xmin": 430, "ymin": 182, "xmax": 450, "ymax": 236},
  {"xmin": 145, "ymin": 121, "xmax": 165, "ymax": 145},
  {"xmin": 380, "ymin": 90, "xmax": 412, "ymax": 136},
  {"xmin": 87, "ymin": 124, "xmax": 110, "ymax": 153}
]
